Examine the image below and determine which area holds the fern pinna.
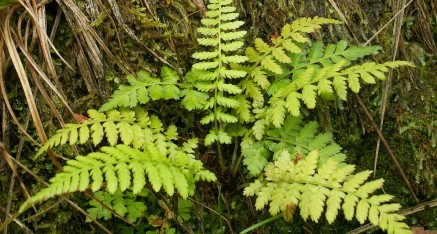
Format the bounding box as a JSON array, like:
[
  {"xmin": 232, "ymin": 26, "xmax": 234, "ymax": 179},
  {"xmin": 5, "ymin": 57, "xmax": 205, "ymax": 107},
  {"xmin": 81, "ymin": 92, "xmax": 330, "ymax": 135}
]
[{"xmin": 35, "ymin": 107, "xmax": 189, "ymax": 157}]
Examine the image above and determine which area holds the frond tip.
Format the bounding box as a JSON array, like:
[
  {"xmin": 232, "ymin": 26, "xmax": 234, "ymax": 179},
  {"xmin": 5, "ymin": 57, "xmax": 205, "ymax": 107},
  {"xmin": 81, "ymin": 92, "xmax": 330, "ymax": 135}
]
[
  {"xmin": 244, "ymin": 151, "xmax": 411, "ymax": 234},
  {"xmin": 20, "ymin": 144, "xmax": 216, "ymax": 213}
]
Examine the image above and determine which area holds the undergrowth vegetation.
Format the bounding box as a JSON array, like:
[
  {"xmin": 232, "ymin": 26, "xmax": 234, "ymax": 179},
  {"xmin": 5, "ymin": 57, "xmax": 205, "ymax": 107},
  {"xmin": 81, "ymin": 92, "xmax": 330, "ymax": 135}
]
[{"xmin": 2, "ymin": 0, "xmax": 424, "ymax": 233}]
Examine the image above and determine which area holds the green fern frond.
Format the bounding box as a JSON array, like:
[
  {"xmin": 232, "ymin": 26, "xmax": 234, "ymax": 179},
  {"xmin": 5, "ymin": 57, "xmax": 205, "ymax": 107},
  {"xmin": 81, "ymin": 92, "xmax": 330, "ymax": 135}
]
[
  {"xmin": 252, "ymin": 41, "xmax": 413, "ymax": 127},
  {"xmin": 187, "ymin": 0, "xmax": 248, "ymax": 145},
  {"xmin": 99, "ymin": 66, "xmax": 181, "ymax": 112},
  {"xmin": 243, "ymin": 17, "xmax": 342, "ymax": 77},
  {"xmin": 244, "ymin": 151, "xmax": 411, "ymax": 234},
  {"xmin": 21, "ymin": 144, "xmax": 216, "ymax": 213},
  {"xmin": 340, "ymin": 61, "xmax": 415, "ymax": 93},
  {"xmin": 241, "ymin": 18, "xmax": 413, "ymax": 129},
  {"xmin": 243, "ymin": 116, "xmax": 346, "ymax": 176},
  {"xmin": 35, "ymin": 108, "xmax": 182, "ymax": 159}
]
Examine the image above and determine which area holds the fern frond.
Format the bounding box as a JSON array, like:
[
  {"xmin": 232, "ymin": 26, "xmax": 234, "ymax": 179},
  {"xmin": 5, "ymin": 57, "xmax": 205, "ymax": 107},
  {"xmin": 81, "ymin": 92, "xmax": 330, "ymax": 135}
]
[
  {"xmin": 189, "ymin": 0, "xmax": 248, "ymax": 145},
  {"xmin": 21, "ymin": 144, "xmax": 216, "ymax": 213},
  {"xmin": 99, "ymin": 67, "xmax": 181, "ymax": 112},
  {"xmin": 253, "ymin": 39, "xmax": 413, "ymax": 127},
  {"xmin": 35, "ymin": 108, "xmax": 183, "ymax": 160},
  {"xmin": 244, "ymin": 151, "xmax": 412, "ymax": 234},
  {"xmin": 243, "ymin": 116, "xmax": 346, "ymax": 176},
  {"xmin": 341, "ymin": 61, "xmax": 415, "ymax": 93}
]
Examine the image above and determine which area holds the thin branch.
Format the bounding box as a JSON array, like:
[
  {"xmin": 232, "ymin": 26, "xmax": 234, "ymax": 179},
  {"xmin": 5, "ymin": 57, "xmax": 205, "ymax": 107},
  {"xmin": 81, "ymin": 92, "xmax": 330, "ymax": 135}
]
[
  {"xmin": 346, "ymin": 198, "xmax": 437, "ymax": 234},
  {"xmin": 188, "ymin": 197, "xmax": 233, "ymax": 234},
  {"xmin": 355, "ymin": 93, "xmax": 419, "ymax": 203}
]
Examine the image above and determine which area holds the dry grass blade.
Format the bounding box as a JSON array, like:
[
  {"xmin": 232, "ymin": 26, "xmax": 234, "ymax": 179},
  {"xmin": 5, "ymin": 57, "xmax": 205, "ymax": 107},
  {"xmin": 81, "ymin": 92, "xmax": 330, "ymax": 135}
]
[
  {"xmin": 363, "ymin": 0, "xmax": 415, "ymax": 46},
  {"xmin": 0, "ymin": 10, "xmax": 41, "ymax": 146},
  {"xmin": 374, "ymin": 0, "xmax": 408, "ymax": 176},
  {"xmin": 0, "ymin": 142, "xmax": 36, "ymax": 212},
  {"xmin": 18, "ymin": 0, "xmax": 73, "ymax": 71},
  {"xmin": 326, "ymin": 0, "xmax": 359, "ymax": 42},
  {"xmin": 415, "ymin": 0, "xmax": 437, "ymax": 53},
  {"xmin": 2, "ymin": 5, "xmax": 62, "ymax": 168},
  {"xmin": 4, "ymin": 114, "xmax": 30, "ymax": 234}
]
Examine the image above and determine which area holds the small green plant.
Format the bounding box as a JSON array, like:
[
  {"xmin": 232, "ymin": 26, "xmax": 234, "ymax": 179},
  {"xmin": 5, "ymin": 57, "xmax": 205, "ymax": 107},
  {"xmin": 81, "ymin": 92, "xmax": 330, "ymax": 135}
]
[{"xmin": 19, "ymin": 0, "xmax": 414, "ymax": 233}]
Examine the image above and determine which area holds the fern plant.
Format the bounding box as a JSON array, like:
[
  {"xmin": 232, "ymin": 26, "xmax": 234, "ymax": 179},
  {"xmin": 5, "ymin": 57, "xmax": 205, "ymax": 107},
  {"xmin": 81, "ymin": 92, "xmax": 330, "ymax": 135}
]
[{"xmin": 18, "ymin": 0, "xmax": 416, "ymax": 233}]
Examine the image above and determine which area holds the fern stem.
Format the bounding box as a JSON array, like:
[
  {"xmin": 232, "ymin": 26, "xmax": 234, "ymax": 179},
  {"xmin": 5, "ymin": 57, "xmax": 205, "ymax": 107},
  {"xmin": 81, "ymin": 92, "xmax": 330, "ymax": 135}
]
[
  {"xmin": 216, "ymin": 141, "xmax": 225, "ymax": 172},
  {"xmin": 232, "ymin": 151, "xmax": 244, "ymax": 177},
  {"xmin": 239, "ymin": 214, "xmax": 283, "ymax": 234},
  {"xmin": 230, "ymin": 138, "xmax": 239, "ymax": 175},
  {"xmin": 214, "ymin": 1, "xmax": 225, "ymax": 172}
]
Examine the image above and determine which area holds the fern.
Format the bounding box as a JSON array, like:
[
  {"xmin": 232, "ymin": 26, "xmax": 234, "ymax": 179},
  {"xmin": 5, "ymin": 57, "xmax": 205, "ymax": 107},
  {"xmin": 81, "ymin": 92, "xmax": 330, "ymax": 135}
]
[
  {"xmin": 20, "ymin": 144, "xmax": 216, "ymax": 212},
  {"xmin": 19, "ymin": 2, "xmax": 415, "ymax": 232},
  {"xmin": 100, "ymin": 66, "xmax": 181, "ymax": 112},
  {"xmin": 244, "ymin": 151, "xmax": 411, "ymax": 234},
  {"xmin": 242, "ymin": 116, "xmax": 346, "ymax": 176},
  {"xmin": 183, "ymin": 0, "xmax": 248, "ymax": 145}
]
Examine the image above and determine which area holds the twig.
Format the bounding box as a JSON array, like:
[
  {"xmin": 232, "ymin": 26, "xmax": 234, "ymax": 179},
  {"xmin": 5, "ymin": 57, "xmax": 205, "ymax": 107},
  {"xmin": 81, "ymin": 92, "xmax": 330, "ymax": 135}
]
[
  {"xmin": 0, "ymin": 206, "xmax": 33, "ymax": 234},
  {"xmin": 3, "ymin": 155, "xmax": 112, "ymax": 234},
  {"xmin": 188, "ymin": 197, "xmax": 233, "ymax": 234},
  {"xmin": 355, "ymin": 93, "xmax": 419, "ymax": 203},
  {"xmin": 363, "ymin": 0, "xmax": 415, "ymax": 46},
  {"xmin": 346, "ymin": 198, "xmax": 437, "ymax": 234}
]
